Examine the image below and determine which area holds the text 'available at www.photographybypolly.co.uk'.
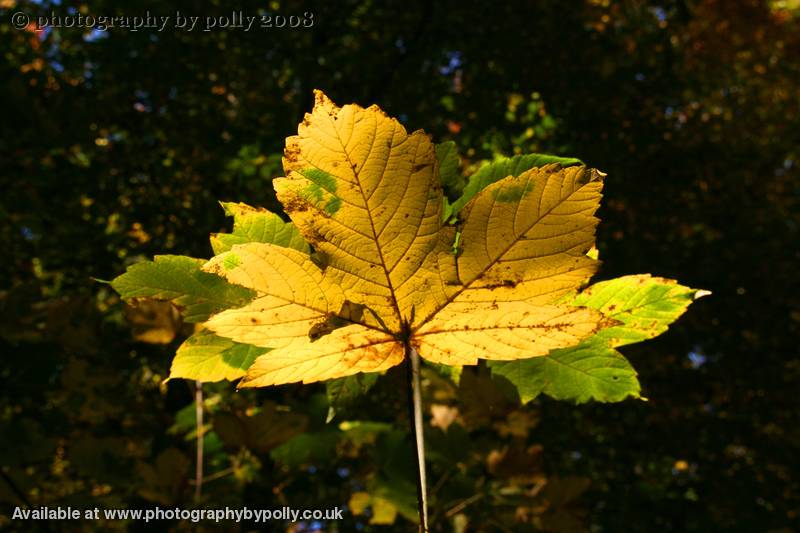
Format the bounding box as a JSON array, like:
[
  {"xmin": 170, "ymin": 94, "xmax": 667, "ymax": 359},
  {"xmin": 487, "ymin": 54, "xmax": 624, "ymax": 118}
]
[{"xmin": 12, "ymin": 505, "xmax": 344, "ymax": 523}]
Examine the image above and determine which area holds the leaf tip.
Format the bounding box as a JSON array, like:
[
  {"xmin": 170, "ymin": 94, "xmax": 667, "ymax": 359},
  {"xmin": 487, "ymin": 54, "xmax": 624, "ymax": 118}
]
[
  {"xmin": 693, "ymin": 289, "xmax": 712, "ymax": 300},
  {"xmin": 589, "ymin": 167, "xmax": 607, "ymax": 181},
  {"xmin": 312, "ymin": 89, "xmax": 337, "ymax": 111}
]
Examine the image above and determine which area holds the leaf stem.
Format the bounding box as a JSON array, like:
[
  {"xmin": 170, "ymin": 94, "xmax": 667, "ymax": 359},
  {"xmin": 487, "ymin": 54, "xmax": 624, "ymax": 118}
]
[
  {"xmin": 194, "ymin": 380, "xmax": 204, "ymax": 502},
  {"xmin": 405, "ymin": 344, "xmax": 429, "ymax": 532}
]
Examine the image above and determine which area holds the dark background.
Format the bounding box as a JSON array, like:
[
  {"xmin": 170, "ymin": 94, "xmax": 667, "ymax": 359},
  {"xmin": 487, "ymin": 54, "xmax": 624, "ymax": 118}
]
[{"xmin": 1, "ymin": 0, "xmax": 798, "ymax": 531}]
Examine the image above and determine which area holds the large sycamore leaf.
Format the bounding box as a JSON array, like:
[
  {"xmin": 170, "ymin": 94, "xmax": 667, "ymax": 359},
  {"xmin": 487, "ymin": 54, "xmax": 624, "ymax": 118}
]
[
  {"xmin": 489, "ymin": 276, "xmax": 706, "ymax": 402},
  {"xmin": 201, "ymin": 91, "xmax": 617, "ymax": 387},
  {"xmin": 273, "ymin": 91, "xmax": 444, "ymax": 332}
]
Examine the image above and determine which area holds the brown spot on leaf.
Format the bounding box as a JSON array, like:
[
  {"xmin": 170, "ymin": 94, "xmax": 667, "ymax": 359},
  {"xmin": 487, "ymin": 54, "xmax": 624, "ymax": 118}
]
[{"xmin": 284, "ymin": 146, "xmax": 301, "ymax": 164}]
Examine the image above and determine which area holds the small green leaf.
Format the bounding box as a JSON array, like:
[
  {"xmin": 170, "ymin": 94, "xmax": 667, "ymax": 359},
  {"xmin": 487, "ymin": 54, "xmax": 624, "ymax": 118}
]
[
  {"xmin": 490, "ymin": 275, "xmax": 705, "ymax": 403},
  {"xmin": 436, "ymin": 141, "xmax": 463, "ymax": 195},
  {"xmin": 489, "ymin": 337, "xmax": 640, "ymax": 404},
  {"xmin": 325, "ymin": 373, "xmax": 379, "ymax": 422},
  {"xmin": 449, "ymin": 153, "xmax": 582, "ymax": 218},
  {"xmin": 574, "ymin": 274, "xmax": 707, "ymax": 347},
  {"xmin": 213, "ymin": 403, "xmax": 308, "ymax": 453},
  {"xmin": 169, "ymin": 329, "xmax": 268, "ymax": 382},
  {"xmin": 429, "ymin": 363, "xmax": 462, "ymax": 386},
  {"xmin": 339, "ymin": 420, "xmax": 395, "ymax": 444},
  {"xmin": 111, "ymin": 255, "xmax": 256, "ymax": 323},
  {"xmin": 270, "ymin": 431, "xmax": 339, "ymax": 467},
  {"xmin": 211, "ymin": 201, "xmax": 310, "ymax": 255}
]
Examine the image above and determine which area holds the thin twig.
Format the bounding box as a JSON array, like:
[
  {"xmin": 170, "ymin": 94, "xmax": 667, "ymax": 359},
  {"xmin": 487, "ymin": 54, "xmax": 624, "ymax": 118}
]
[
  {"xmin": 0, "ymin": 469, "xmax": 32, "ymax": 508},
  {"xmin": 194, "ymin": 380, "xmax": 204, "ymax": 502},
  {"xmin": 431, "ymin": 466, "xmax": 454, "ymax": 497},
  {"xmin": 188, "ymin": 467, "xmax": 234, "ymax": 485},
  {"xmin": 406, "ymin": 344, "xmax": 429, "ymax": 532},
  {"xmin": 445, "ymin": 493, "xmax": 483, "ymax": 518}
]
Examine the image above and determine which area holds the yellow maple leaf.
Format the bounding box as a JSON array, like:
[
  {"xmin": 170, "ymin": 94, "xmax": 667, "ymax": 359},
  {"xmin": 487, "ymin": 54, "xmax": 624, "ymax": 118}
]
[{"xmin": 201, "ymin": 91, "xmax": 614, "ymax": 387}]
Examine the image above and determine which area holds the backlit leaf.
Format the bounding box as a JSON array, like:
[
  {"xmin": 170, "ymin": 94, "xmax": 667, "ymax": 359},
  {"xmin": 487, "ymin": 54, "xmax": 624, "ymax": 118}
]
[
  {"xmin": 490, "ymin": 337, "xmax": 640, "ymax": 403},
  {"xmin": 112, "ymin": 255, "xmax": 255, "ymax": 323},
  {"xmin": 274, "ymin": 90, "xmax": 443, "ymax": 332},
  {"xmin": 490, "ymin": 276, "xmax": 704, "ymax": 402},
  {"xmin": 573, "ymin": 274, "xmax": 708, "ymax": 347},
  {"xmin": 169, "ymin": 329, "xmax": 268, "ymax": 382},
  {"xmin": 115, "ymin": 92, "xmax": 703, "ymax": 399},
  {"xmin": 448, "ymin": 152, "xmax": 583, "ymax": 218}
]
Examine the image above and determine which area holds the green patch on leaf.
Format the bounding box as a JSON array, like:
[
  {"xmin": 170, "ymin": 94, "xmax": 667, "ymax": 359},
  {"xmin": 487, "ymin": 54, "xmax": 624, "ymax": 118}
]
[
  {"xmin": 324, "ymin": 195, "xmax": 342, "ymax": 215},
  {"xmin": 223, "ymin": 253, "xmax": 241, "ymax": 270},
  {"xmin": 298, "ymin": 167, "xmax": 342, "ymax": 214},
  {"xmin": 492, "ymin": 182, "xmax": 534, "ymax": 203}
]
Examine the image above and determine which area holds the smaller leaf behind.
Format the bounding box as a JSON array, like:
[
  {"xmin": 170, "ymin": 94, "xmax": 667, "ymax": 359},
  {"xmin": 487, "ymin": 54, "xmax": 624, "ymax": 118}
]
[
  {"xmin": 213, "ymin": 402, "xmax": 308, "ymax": 454},
  {"xmin": 573, "ymin": 274, "xmax": 708, "ymax": 347},
  {"xmin": 446, "ymin": 152, "xmax": 583, "ymax": 220},
  {"xmin": 490, "ymin": 337, "xmax": 640, "ymax": 404},
  {"xmin": 111, "ymin": 255, "xmax": 256, "ymax": 323},
  {"xmin": 210, "ymin": 201, "xmax": 309, "ymax": 255},
  {"xmin": 169, "ymin": 329, "xmax": 268, "ymax": 383},
  {"xmin": 435, "ymin": 141, "xmax": 463, "ymax": 197},
  {"xmin": 325, "ymin": 373, "xmax": 380, "ymax": 422},
  {"xmin": 489, "ymin": 275, "xmax": 706, "ymax": 403}
]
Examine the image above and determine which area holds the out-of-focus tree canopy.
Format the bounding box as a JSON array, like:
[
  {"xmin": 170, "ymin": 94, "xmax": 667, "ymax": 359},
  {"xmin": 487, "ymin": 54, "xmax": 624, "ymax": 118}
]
[{"xmin": 1, "ymin": 0, "xmax": 798, "ymax": 530}]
